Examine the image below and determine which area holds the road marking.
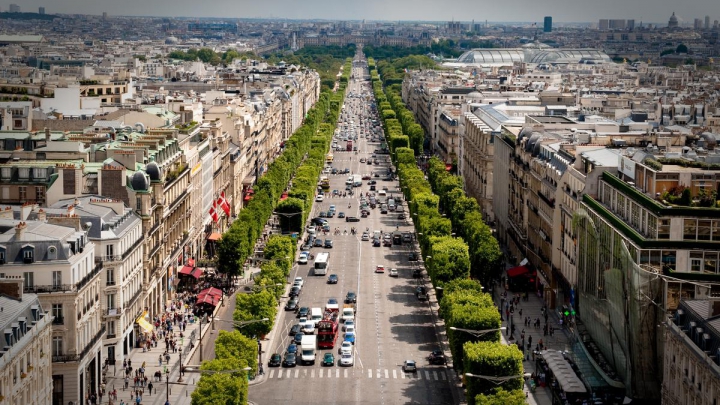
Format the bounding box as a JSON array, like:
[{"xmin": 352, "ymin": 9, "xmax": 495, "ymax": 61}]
[
  {"xmin": 344, "ymin": 368, "xmax": 348, "ymax": 378},
  {"xmin": 319, "ymin": 369, "xmax": 323, "ymax": 378},
  {"xmin": 377, "ymin": 369, "xmax": 381, "ymax": 378},
  {"xmin": 268, "ymin": 370, "xmax": 275, "ymax": 378},
  {"xmin": 368, "ymin": 369, "xmax": 372, "ymax": 378},
  {"xmin": 295, "ymin": 369, "xmax": 299, "ymax": 378},
  {"xmin": 276, "ymin": 370, "xmax": 283, "ymax": 378},
  {"xmin": 401, "ymin": 371, "xmax": 405, "ymax": 379},
  {"xmin": 440, "ymin": 371, "xmax": 447, "ymax": 380},
  {"xmin": 424, "ymin": 370, "xmax": 431, "ymax": 380},
  {"xmin": 392, "ymin": 369, "xmax": 397, "ymax": 379},
  {"xmin": 433, "ymin": 371, "xmax": 438, "ymax": 380},
  {"xmin": 311, "ymin": 370, "xmax": 315, "ymax": 378},
  {"xmin": 336, "ymin": 369, "xmax": 340, "ymax": 378},
  {"xmin": 385, "ymin": 369, "xmax": 389, "ymax": 379}
]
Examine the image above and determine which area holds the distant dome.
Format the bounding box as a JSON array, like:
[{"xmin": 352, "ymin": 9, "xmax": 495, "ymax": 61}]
[
  {"xmin": 467, "ymin": 91, "xmax": 483, "ymax": 100},
  {"xmin": 165, "ymin": 36, "xmax": 179, "ymax": 44},
  {"xmin": 146, "ymin": 162, "xmax": 163, "ymax": 181},
  {"xmin": 131, "ymin": 171, "xmax": 149, "ymax": 191}
]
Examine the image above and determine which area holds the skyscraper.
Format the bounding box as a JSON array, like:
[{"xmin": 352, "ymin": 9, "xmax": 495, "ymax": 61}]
[
  {"xmin": 544, "ymin": 16, "xmax": 552, "ymax": 33},
  {"xmin": 8, "ymin": 4, "xmax": 20, "ymax": 13},
  {"xmin": 705, "ymin": 15, "xmax": 711, "ymax": 30},
  {"xmin": 38, "ymin": 7, "xmax": 45, "ymax": 14}
]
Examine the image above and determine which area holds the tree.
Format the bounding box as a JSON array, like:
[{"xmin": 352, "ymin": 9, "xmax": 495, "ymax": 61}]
[
  {"xmin": 262, "ymin": 235, "xmax": 295, "ymax": 276},
  {"xmin": 676, "ymin": 44, "xmax": 688, "ymax": 54},
  {"xmin": 276, "ymin": 198, "xmax": 304, "ymax": 233},
  {"xmin": 233, "ymin": 289, "xmax": 277, "ymax": 337},
  {"xmin": 448, "ymin": 305, "xmax": 501, "ymax": 372},
  {"xmin": 191, "ymin": 360, "xmax": 248, "ymax": 405},
  {"xmin": 464, "ymin": 341, "xmax": 524, "ymax": 404},
  {"xmin": 214, "ymin": 330, "xmax": 258, "ymax": 375},
  {"xmin": 215, "ymin": 230, "xmax": 249, "ymax": 277},
  {"xmin": 426, "ymin": 236, "xmax": 470, "ymax": 284},
  {"xmin": 475, "ymin": 388, "xmax": 526, "ymax": 405}
]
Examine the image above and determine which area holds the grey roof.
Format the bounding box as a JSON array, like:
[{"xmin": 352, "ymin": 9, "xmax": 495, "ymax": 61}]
[
  {"xmin": 0, "ymin": 219, "xmax": 82, "ymax": 263},
  {"xmin": 48, "ymin": 196, "xmax": 139, "ymax": 239}
]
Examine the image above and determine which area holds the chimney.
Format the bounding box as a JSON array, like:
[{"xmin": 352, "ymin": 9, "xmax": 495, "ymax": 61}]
[
  {"xmin": 45, "ymin": 127, "xmax": 51, "ymax": 143},
  {"xmin": 20, "ymin": 202, "xmax": 33, "ymax": 221},
  {"xmin": 15, "ymin": 221, "xmax": 27, "ymax": 240},
  {"xmin": 36, "ymin": 208, "xmax": 46, "ymax": 222},
  {"xmin": 0, "ymin": 280, "xmax": 23, "ymax": 300},
  {"xmin": 0, "ymin": 206, "xmax": 13, "ymax": 219}
]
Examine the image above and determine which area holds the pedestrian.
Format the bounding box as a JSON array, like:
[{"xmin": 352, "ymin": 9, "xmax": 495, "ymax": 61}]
[
  {"xmin": 519, "ymin": 308, "xmax": 523, "ymax": 317},
  {"xmin": 158, "ymin": 355, "xmax": 162, "ymax": 366},
  {"xmin": 528, "ymin": 335, "xmax": 532, "ymax": 347},
  {"xmin": 124, "ymin": 376, "xmax": 129, "ymax": 389}
]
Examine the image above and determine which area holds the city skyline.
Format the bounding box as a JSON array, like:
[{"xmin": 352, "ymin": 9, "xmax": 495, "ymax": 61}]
[{"xmin": 3, "ymin": 0, "xmax": 719, "ymax": 24}]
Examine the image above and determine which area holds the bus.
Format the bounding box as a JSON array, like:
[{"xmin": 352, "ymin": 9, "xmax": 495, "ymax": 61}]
[{"xmin": 314, "ymin": 252, "xmax": 330, "ymax": 276}]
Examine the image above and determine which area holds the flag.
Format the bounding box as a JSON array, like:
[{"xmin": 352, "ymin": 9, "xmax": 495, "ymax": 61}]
[
  {"xmin": 209, "ymin": 201, "xmax": 219, "ymax": 223},
  {"xmin": 218, "ymin": 191, "xmax": 231, "ymax": 216}
]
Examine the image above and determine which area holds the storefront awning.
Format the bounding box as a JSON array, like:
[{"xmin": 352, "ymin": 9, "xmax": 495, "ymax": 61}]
[
  {"xmin": 507, "ymin": 265, "xmax": 530, "ymax": 278},
  {"xmin": 188, "ymin": 258, "xmax": 195, "ymax": 267},
  {"xmin": 199, "ymin": 287, "xmax": 223, "ymax": 298},
  {"xmin": 136, "ymin": 312, "xmax": 154, "ymax": 332},
  {"xmin": 190, "ymin": 267, "xmax": 204, "ymax": 279},
  {"xmin": 179, "ymin": 265, "xmax": 194, "ymax": 275},
  {"xmin": 541, "ymin": 350, "xmax": 588, "ymax": 394},
  {"xmin": 197, "ymin": 293, "xmax": 221, "ymax": 306},
  {"xmin": 207, "ymin": 232, "xmax": 222, "ymax": 241}
]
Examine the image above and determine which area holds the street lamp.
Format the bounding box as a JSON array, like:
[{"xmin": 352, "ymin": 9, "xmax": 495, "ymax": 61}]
[
  {"xmin": 450, "ymin": 326, "xmax": 506, "ymax": 338},
  {"xmin": 464, "ymin": 372, "xmax": 524, "ymax": 382}
]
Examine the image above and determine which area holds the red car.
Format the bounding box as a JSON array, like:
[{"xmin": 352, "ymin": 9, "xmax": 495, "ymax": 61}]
[{"xmin": 362, "ymin": 175, "xmax": 371, "ymax": 180}]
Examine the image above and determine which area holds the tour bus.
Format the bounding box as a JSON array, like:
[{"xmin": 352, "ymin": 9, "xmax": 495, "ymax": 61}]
[{"xmin": 314, "ymin": 252, "xmax": 330, "ymax": 276}]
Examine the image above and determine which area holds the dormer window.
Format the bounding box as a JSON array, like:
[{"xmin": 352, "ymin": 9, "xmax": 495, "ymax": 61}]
[
  {"xmin": 23, "ymin": 246, "xmax": 34, "ymax": 264},
  {"xmin": 48, "ymin": 246, "xmax": 57, "ymax": 260},
  {"xmin": 0, "ymin": 246, "xmax": 5, "ymax": 264}
]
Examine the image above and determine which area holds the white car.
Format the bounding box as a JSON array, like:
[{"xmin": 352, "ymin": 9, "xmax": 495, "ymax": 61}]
[
  {"xmin": 302, "ymin": 322, "xmax": 315, "ymax": 335},
  {"xmin": 342, "ymin": 319, "xmax": 355, "ymax": 331},
  {"xmin": 294, "ymin": 277, "xmax": 304, "ymax": 288},
  {"xmin": 315, "ymin": 194, "xmax": 324, "ymax": 202},
  {"xmin": 340, "ymin": 353, "xmax": 354, "ymax": 367},
  {"xmin": 338, "ymin": 341, "xmax": 353, "ymax": 355},
  {"xmin": 361, "ymin": 232, "xmax": 370, "ymax": 241},
  {"xmin": 298, "ymin": 252, "xmax": 309, "ymax": 265},
  {"xmin": 389, "ymin": 268, "xmax": 398, "ymax": 277}
]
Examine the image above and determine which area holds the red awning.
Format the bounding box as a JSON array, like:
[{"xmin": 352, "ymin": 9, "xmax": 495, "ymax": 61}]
[
  {"xmin": 280, "ymin": 192, "xmax": 288, "ymax": 201},
  {"xmin": 190, "ymin": 268, "xmax": 204, "ymax": 279},
  {"xmin": 199, "ymin": 287, "xmax": 223, "ymax": 298},
  {"xmin": 507, "ymin": 265, "xmax": 530, "ymax": 278},
  {"xmin": 207, "ymin": 232, "xmax": 222, "ymax": 241},
  {"xmin": 196, "ymin": 293, "xmax": 221, "ymax": 306},
  {"xmin": 187, "ymin": 258, "xmax": 195, "ymax": 267},
  {"xmin": 445, "ymin": 164, "xmax": 452, "ymax": 171},
  {"xmin": 179, "ymin": 265, "xmax": 194, "ymax": 275}
]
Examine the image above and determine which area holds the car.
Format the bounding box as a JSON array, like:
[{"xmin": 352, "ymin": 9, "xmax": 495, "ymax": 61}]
[
  {"xmin": 374, "ymin": 173, "xmax": 380, "ymax": 177},
  {"xmin": 344, "ymin": 329, "xmax": 356, "ymax": 344},
  {"xmin": 338, "ymin": 341, "xmax": 353, "ymax": 355},
  {"xmin": 373, "ymin": 238, "xmax": 381, "ymax": 247},
  {"xmin": 370, "ymin": 185, "xmax": 376, "ymax": 191},
  {"xmin": 297, "ymin": 307, "xmax": 309, "ymax": 318},
  {"xmin": 402, "ymin": 360, "xmax": 417, "ymax": 372},
  {"xmin": 362, "ymin": 175, "xmax": 371, "ymax": 180},
  {"xmin": 343, "ymin": 319, "xmax": 355, "ymax": 331},
  {"xmin": 285, "ymin": 298, "xmax": 299, "ymax": 311},
  {"xmin": 301, "ymin": 242, "xmax": 313, "ymax": 250},
  {"xmin": 412, "ymin": 269, "xmax": 423, "ymax": 278},
  {"xmin": 302, "ymin": 322, "xmax": 315, "ymax": 334},
  {"xmin": 361, "ymin": 211, "xmax": 368, "ymax": 218},
  {"xmin": 315, "ymin": 194, "xmax": 324, "ymax": 202},
  {"xmin": 324, "ymin": 239, "xmax": 334, "ymax": 248},
  {"xmin": 389, "ymin": 268, "xmax": 398, "ymax": 277},
  {"xmin": 338, "ymin": 212, "xmax": 346, "ymax": 218},
  {"xmin": 282, "ymin": 353, "xmax": 297, "ymax": 367},
  {"xmin": 322, "ymin": 224, "xmax": 331, "ymax": 232},
  {"xmin": 293, "ymin": 277, "xmax": 303, "ymax": 289},
  {"xmin": 397, "ymin": 213, "xmax": 406, "ymax": 220},
  {"xmin": 326, "ymin": 211, "xmax": 335, "ymax": 217},
  {"xmin": 346, "ymin": 216, "xmax": 360, "ymax": 222},
  {"xmin": 428, "ymin": 350, "xmax": 446, "ymax": 365},
  {"xmin": 289, "ymin": 287, "xmax": 301, "ymax": 297},
  {"xmin": 380, "ymin": 207, "xmax": 388, "ymax": 214},
  {"xmin": 311, "ymin": 217, "xmax": 328, "ymax": 226},
  {"xmin": 408, "ymin": 252, "xmax": 419, "ymax": 261},
  {"xmin": 383, "ymin": 239, "xmax": 392, "ymax": 247},
  {"xmin": 268, "ymin": 353, "xmax": 282, "ymax": 367},
  {"xmin": 345, "ymin": 291, "xmax": 357, "ymax": 303},
  {"xmin": 298, "ymin": 251, "xmax": 309, "ymax": 264},
  {"xmin": 289, "ymin": 323, "xmax": 302, "ymax": 335},
  {"xmin": 367, "ymin": 180, "xmax": 377, "ymax": 185},
  {"xmin": 313, "ymin": 238, "xmax": 324, "ymax": 247},
  {"xmin": 329, "ymin": 205, "xmax": 336, "ymax": 213},
  {"xmin": 345, "ymin": 184, "xmax": 353, "ymax": 191},
  {"xmin": 361, "ymin": 232, "xmax": 370, "ymax": 241},
  {"xmin": 322, "ymin": 353, "xmax": 335, "ymax": 367},
  {"xmin": 415, "ymin": 286, "xmax": 428, "ymax": 301},
  {"xmin": 286, "ymin": 343, "xmax": 298, "ymax": 354},
  {"xmin": 375, "ymin": 264, "xmax": 385, "ymax": 273},
  {"xmin": 293, "ymin": 333, "xmax": 303, "ymax": 345},
  {"xmin": 319, "ymin": 211, "xmax": 327, "ymax": 218},
  {"xmin": 331, "ymin": 168, "xmax": 338, "ymax": 174},
  {"xmin": 327, "ymin": 274, "xmax": 339, "ymax": 284},
  {"xmin": 360, "ymin": 158, "xmax": 366, "ymax": 163},
  {"xmin": 340, "ymin": 353, "xmax": 354, "ymax": 367}
]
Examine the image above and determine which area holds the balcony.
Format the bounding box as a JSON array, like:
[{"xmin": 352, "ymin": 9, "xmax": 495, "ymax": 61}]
[
  {"xmin": 52, "ymin": 326, "xmax": 106, "ymax": 363},
  {"xmin": 95, "ymin": 255, "xmax": 122, "ymax": 263},
  {"xmin": 76, "ymin": 261, "xmax": 103, "ymax": 291},
  {"xmin": 52, "ymin": 316, "xmax": 64, "ymax": 325},
  {"xmin": 24, "ymin": 284, "xmax": 73, "ymax": 294},
  {"xmin": 104, "ymin": 307, "xmax": 122, "ymax": 317},
  {"xmin": 123, "ymin": 288, "xmax": 142, "ymax": 310}
]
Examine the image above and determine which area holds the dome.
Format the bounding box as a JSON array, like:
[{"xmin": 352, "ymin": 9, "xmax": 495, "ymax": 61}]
[
  {"xmin": 165, "ymin": 36, "xmax": 179, "ymax": 44},
  {"xmin": 525, "ymin": 133, "xmax": 542, "ymax": 152},
  {"xmin": 131, "ymin": 172, "xmax": 149, "ymax": 191},
  {"xmin": 146, "ymin": 162, "xmax": 163, "ymax": 181},
  {"xmin": 467, "ymin": 91, "xmax": 483, "ymax": 100},
  {"xmin": 518, "ymin": 127, "xmax": 534, "ymax": 142},
  {"xmin": 526, "ymin": 49, "xmax": 612, "ymax": 64}
]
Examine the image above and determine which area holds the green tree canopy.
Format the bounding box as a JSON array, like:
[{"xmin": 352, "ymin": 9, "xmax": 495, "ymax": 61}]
[
  {"xmin": 464, "ymin": 341, "xmax": 524, "ymax": 404},
  {"xmin": 475, "ymin": 388, "xmax": 526, "ymax": 405},
  {"xmin": 233, "ymin": 289, "xmax": 277, "ymax": 337}
]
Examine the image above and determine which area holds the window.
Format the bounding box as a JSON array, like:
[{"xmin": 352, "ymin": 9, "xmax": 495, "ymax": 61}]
[
  {"xmin": 52, "ymin": 336, "xmax": 63, "ymax": 356},
  {"xmin": 52, "ymin": 304, "xmax": 63, "ymax": 324},
  {"xmin": 0, "ymin": 249, "xmax": 5, "ymax": 264},
  {"xmin": 107, "ymin": 293, "xmax": 116, "ymax": 309},
  {"xmin": 18, "ymin": 186, "xmax": 26, "ymax": 202},
  {"xmin": 106, "ymin": 244, "xmax": 114, "ymax": 258},
  {"xmin": 684, "ymin": 219, "xmax": 697, "ymax": 240},
  {"xmin": 690, "ymin": 252, "xmax": 703, "ymax": 272},
  {"xmin": 23, "ymin": 248, "xmax": 34, "ymax": 263},
  {"xmin": 23, "ymin": 272, "xmax": 34, "ymax": 288},
  {"xmin": 136, "ymin": 197, "xmax": 142, "ymax": 211},
  {"xmin": 48, "ymin": 246, "xmax": 57, "ymax": 260},
  {"xmin": 18, "ymin": 168, "xmax": 29, "ymax": 179},
  {"xmin": 106, "ymin": 268, "xmax": 115, "ymax": 286},
  {"xmin": 35, "ymin": 186, "xmax": 44, "ymax": 201},
  {"xmin": 52, "ymin": 271, "xmax": 62, "ymax": 287}
]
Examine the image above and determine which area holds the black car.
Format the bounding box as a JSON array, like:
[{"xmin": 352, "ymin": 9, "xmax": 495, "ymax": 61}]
[
  {"xmin": 383, "ymin": 239, "xmax": 392, "ymax": 247},
  {"xmin": 412, "ymin": 268, "xmax": 423, "ymax": 278},
  {"xmin": 373, "ymin": 238, "xmax": 381, "ymax": 247},
  {"xmin": 313, "ymin": 239, "xmax": 324, "ymax": 247},
  {"xmin": 331, "ymin": 168, "xmax": 338, "ymax": 174},
  {"xmin": 428, "ymin": 350, "xmax": 446, "ymax": 365},
  {"xmin": 312, "ymin": 217, "xmax": 328, "ymax": 226},
  {"xmin": 289, "ymin": 323, "xmax": 302, "ymax": 335},
  {"xmin": 319, "ymin": 211, "xmax": 327, "ymax": 218},
  {"xmin": 370, "ymin": 185, "xmax": 376, "ymax": 191},
  {"xmin": 397, "ymin": 213, "xmax": 406, "ymax": 220},
  {"xmin": 345, "ymin": 291, "xmax": 357, "ymax": 303},
  {"xmin": 282, "ymin": 353, "xmax": 297, "ymax": 367},
  {"xmin": 297, "ymin": 307, "xmax": 309, "ymax": 318},
  {"xmin": 346, "ymin": 216, "xmax": 360, "ymax": 222},
  {"xmin": 367, "ymin": 180, "xmax": 377, "ymax": 185},
  {"xmin": 338, "ymin": 212, "xmax": 346, "ymax": 218},
  {"xmin": 361, "ymin": 212, "xmax": 368, "ymax": 218},
  {"xmin": 289, "ymin": 287, "xmax": 301, "ymax": 297},
  {"xmin": 328, "ymin": 274, "xmax": 339, "ymax": 284},
  {"xmin": 293, "ymin": 333, "xmax": 304, "ymax": 345},
  {"xmin": 408, "ymin": 252, "xmax": 419, "ymax": 261},
  {"xmin": 285, "ymin": 298, "xmax": 299, "ymax": 311},
  {"xmin": 324, "ymin": 239, "xmax": 334, "ymax": 248},
  {"xmin": 268, "ymin": 353, "xmax": 282, "ymax": 367}
]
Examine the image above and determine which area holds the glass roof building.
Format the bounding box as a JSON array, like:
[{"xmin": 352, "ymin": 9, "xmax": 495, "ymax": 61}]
[{"xmin": 446, "ymin": 44, "xmax": 611, "ymax": 67}]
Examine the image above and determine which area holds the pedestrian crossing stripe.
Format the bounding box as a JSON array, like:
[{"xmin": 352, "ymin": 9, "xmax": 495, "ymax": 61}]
[{"xmin": 266, "ymin": 368, "xmax": 448, "ymax": 380}]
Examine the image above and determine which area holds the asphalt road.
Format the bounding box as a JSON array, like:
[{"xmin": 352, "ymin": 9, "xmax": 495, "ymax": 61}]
[{"xmin": 248, "ymin": 55, "xmax": 454, "ymax": 405}]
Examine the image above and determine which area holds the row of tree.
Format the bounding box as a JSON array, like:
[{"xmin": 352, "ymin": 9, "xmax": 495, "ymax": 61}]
[{"xmin": 369, "ymin": 58, "xmax": 522, "ymax": 405}]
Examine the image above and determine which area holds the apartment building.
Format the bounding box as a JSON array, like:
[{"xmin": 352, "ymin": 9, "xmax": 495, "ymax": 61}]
[
  {"xmin": 0, "ymin": 102, "xmax": 33, "ymax": 131},
  {"xmin": 0, "ymin": 216, "xmax": 103, "ymax": 405},
  {"xmin": 460, "ymin": 112, "xmax": 496, "ymax": 220},
  {"xmin": 0, "ymin": 283, "xmax": 53, "ymax": 405}
]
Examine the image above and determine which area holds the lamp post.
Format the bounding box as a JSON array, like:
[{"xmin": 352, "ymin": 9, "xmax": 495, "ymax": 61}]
[
  {"xmin": 464, "ymin": 372, "xmax": 524, "ymax": 381},
  {"xmin": 449, "ymin": 326, "xmax": 506, "ymax": 339}
]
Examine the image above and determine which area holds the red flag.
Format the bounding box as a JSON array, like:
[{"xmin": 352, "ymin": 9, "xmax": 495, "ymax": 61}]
[
  {"xmin": 209, "ymin": 201, "xmax": 219, "ymax": 223},
  {"xmin": 218, "ymin": 191, "xmax": 231, "ymax": 216}
]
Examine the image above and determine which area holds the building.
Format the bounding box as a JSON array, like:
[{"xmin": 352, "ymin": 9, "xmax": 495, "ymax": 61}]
[
  {"xmin": 8, "ymin": 4, "xmax": 20, "ymax": 13},
  {"xmin": 663, "ymin": 299, "xmax": 720, "ymax": 405},
  {"xmin": 38, "ymin": 7, "xmax": 45, "ymax": 14},
  {"xmin": 669, "ymin": 12, "xmax": 680, "ymax": 29},
  {"xmin": 544, "ymin": 17, "xmax": 552, "ymax": 33},
  {"xmin": 461, "ymin": 111, "xmax": 496, "ymax": 220},
  {"xmin": 0, "ymin": 282, "xmax": 53, "ymax": 405},
  {"xmin": 0, "ymin": 216, "xmax": 104, "ymax": 405}
]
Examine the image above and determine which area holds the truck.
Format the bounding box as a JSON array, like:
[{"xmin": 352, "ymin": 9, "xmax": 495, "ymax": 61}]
[
  {"xmin": 342, "ymin": 304, "xmax": 356, "ymax": 323},
  {"xmin": 300, "ymin": 335, "xmax": 317, "ymax": 365},
  {"xmin": 352, "ymin": 175, "xmax": 363, "ymax": 187},
  {"xmin": 317, "ymin": 311, "xmax": 340, "ymax": 349},
  {"xmin": 346, "ymin": 139, "xmax": 353, "ymax": 151},
  {"xmin": 310, "ymin": 307, "xmax": 323, "ymax": 328}
]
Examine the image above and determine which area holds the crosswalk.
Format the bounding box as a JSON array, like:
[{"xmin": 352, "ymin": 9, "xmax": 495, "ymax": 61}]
[{"xmin": 266, "ymin": 367, "xmax": 448, "ymax": 381}]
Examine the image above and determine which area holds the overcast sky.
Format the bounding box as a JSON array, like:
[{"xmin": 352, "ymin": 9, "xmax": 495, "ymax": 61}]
[{"xmin": 12, "ymin": 0, "xmax": 720, "ymax": 24}]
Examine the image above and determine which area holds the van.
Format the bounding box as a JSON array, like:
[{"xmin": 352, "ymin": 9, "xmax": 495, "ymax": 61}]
[
  {"xmin": 310, "ymin": 307, "xmax": 323, "ymax": 326},
  {"xmin": 378, "ymin": 190, "xmax": 387, "ymax": 197}
]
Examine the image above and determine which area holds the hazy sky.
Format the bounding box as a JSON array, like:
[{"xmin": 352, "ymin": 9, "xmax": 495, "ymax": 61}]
[{"xmin": 11, "ymin": 0, "xmax": 720, "ymax": 23}]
